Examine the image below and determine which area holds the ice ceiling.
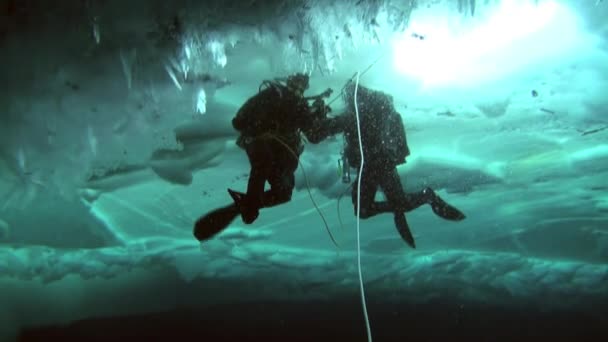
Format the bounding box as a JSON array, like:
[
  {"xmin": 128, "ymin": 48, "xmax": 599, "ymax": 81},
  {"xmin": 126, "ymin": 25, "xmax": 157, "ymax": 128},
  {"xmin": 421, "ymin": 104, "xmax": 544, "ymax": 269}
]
[{"xmin": 1, "ymin": 0, "xmax": 607, "ymax": 338}]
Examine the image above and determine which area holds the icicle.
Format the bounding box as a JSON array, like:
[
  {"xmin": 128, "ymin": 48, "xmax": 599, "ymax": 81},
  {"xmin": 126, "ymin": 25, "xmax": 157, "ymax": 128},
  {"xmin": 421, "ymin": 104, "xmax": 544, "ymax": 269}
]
[
  {"xmin": 87, "ymin": 125, "xmax": 98, "ymax": 156},
  {"xmin": 207, "ymin": 40, "xmax": 227, "ymax": 68},
  {"xmin": 164, "ymin": 63, "xmax": 182, "ymax": 91},
  {"xmin": 168, "ymin": 57, "xmax": 181, "ymax": 73},
  {"xmin": 119, "ymin": 48, "xmax": 136, "ymax": 90},
  {"xmin": 92, "ymin": 16, "xmax": 100, "ymax": 44},
  {"xmin": 16, "ymin": 148, "xmax": 26, "ymax": 173},
  {"xmin": 181, "ymin": 60, "xmax": 189, "ymax": 81},
  {"xmin": 184, "ymin": 44, "xmax": 192, "ymax": 60}
]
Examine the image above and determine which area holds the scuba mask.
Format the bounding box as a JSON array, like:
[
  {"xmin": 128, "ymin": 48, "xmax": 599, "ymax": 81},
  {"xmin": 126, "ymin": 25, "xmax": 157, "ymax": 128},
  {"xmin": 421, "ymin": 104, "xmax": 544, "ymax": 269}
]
[{"xmin": 286, "ymin": 73, "xmax": 310, "ymax": 96}]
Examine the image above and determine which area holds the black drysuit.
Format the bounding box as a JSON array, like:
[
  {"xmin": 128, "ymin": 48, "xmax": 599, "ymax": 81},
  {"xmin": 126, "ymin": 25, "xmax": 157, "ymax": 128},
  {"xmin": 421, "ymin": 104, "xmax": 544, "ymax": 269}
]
[
  {"xmin": 323, "ymin": 85, "xmax": 465, "ymax": 248},
  {"xmin": 231, "ymin": 83, "xmax": 330, "ymax": 223}
]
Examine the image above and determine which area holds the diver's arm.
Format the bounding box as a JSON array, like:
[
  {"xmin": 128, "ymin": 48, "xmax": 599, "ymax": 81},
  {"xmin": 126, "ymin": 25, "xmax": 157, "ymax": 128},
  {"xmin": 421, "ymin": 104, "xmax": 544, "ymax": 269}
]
[
  {"xmin": 303, "ymin": 114, "xmax": 350, "ymax": 144},
  {"xmin": 232, "ymin": 97, "xmax": 259, "ymax": 134},
  {"xmin": 393, "ymin": 109, "xmax": 411, "ymax": 161}
]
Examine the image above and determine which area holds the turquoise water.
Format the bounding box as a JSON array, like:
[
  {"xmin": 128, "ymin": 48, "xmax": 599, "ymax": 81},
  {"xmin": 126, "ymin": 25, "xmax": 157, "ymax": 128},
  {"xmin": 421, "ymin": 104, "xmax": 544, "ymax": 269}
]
[{"xmin": 1, "ymin": 0, "xmax": 607, "ymax": 340}]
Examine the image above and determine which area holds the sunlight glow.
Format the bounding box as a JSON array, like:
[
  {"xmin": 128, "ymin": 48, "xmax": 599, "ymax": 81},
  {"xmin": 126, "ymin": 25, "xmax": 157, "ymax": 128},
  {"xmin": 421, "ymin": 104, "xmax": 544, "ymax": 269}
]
[{"xmin": 392, "ymin": 0, "xmax": 583, "ymax": 87}]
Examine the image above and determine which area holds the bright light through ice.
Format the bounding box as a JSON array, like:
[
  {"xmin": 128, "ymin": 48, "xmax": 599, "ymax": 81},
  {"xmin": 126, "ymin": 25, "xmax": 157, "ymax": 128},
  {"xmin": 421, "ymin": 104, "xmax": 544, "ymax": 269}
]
[
  {"xmin": 195, "ymin": 88, "xmax": 207, "ymax": 115},
  {"xmin": 184, "ymin": 44, "xmax": 192, "ymax": 60},
  {"xmin": 392, "ymin": 0, "xmax": 583, "ymax": 88}
]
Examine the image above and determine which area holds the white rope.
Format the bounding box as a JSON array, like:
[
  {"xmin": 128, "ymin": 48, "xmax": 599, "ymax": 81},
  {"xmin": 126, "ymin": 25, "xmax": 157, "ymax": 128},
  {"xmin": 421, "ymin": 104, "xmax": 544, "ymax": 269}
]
[{"xmin": 354, "ymin": 72, "xmax": 372, "ymax": 342}]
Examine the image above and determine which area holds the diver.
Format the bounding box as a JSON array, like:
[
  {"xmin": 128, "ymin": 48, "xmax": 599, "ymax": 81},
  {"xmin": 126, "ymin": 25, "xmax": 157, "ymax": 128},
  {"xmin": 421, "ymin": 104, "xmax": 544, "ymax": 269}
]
[
  {"xmin": 327, "ymin": 78, "xmax": 466, "ymax": 248},
  {"xmin": 194, "ymin": 73, "xmax": 333, "ymax": 241}
]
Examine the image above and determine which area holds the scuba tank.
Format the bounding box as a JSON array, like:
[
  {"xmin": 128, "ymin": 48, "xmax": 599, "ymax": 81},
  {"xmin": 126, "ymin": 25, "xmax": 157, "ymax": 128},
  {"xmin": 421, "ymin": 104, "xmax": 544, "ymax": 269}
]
[{"xmin": 337, "ymin": 149, "xmax": 351, "ymax": 183}]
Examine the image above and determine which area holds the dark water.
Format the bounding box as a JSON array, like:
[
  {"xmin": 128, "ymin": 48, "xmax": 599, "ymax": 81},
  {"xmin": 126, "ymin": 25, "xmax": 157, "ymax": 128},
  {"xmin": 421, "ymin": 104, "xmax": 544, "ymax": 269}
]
[{"xmin": 19, "ymin": 295, "xmax": 607, "ymax": 341}]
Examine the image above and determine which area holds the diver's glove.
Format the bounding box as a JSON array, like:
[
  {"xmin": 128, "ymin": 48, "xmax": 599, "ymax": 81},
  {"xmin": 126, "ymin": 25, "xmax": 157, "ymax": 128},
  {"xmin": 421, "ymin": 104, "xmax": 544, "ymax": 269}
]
[
  {"xmin": 305, "ymin": 88, "xmax": 333, "ymax": 101},
  {"xmin": 312, "ymin": 98, "xmax": 331, "ymax": 117},
  {"xmin": 320, "ymin": 88, "xmax": 333, "ymax": 98},
  {"xmin": 307, "ymin": 88, "xmax": 333, "ymax": 119}
]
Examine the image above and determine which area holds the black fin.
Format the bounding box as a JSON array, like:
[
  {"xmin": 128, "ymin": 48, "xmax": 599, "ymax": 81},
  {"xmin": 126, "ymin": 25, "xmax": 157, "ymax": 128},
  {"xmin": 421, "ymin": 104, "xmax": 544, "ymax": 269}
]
[
  {"xmin": 228, "ymin": 188, "xmax": 246, "ymax": 205},
  {"xmin": 394, "ymin": 213, "xmax": 416, "ymax": 249},
  {"xmin": 431, "ymin": 197, "xmax": 466, "ymax": 221},
  {"xmin": 228, "ymin": 188, "xmax": 259, "ymax": 224},
  {"xmin": 193, "ymin": 204, "xmax": 240, "ymax": 241}
]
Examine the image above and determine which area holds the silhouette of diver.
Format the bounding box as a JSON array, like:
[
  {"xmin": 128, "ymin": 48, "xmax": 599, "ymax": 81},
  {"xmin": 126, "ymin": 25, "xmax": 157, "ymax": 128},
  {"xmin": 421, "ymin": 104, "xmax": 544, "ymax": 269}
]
[
  {"xmin": 323, "ymin": 79, "xmax": 466, "ymax": 248},
  {"xmin": 193, "ymin": 73, "xmax": 333, "ymax": 241}
]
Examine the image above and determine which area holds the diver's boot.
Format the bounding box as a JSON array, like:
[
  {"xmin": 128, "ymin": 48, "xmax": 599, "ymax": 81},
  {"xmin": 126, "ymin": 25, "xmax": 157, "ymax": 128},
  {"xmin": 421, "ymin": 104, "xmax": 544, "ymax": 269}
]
[
  {"xmin": 394, "ymin": 213, "xmax": 416, "ymax": 249},
  {"xmin": 422, "ymin": 188, "xmax": 466, "ymax": 221},
  {"xmin": 228, "ymin": 189, "xmax": 260, "ymax": 224}
]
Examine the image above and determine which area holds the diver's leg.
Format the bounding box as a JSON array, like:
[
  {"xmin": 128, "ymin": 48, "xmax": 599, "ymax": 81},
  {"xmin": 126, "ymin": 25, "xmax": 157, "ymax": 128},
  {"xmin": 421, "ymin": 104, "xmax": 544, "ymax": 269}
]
[
  {"xmin": 377, "ymin": 167, "xmax": 408, "ymax": 211},
  {"xmin": 351, "ymin": 166, "xmax": 378, "ymax": 219},
  {"xmin": 377, "ymin": 167, "xmax": 416, "ymax": 248},
  {"xmin": 384, "ymin": 187, "xmax": 466, "ymax": 221},
  {"xmin": 238, "ymin": 165, "xmax": 265, "ymax": 223},
  {"xmin": 261, "ymin": 142, "xmax": 299, "ymax": 208},
  {"xmin": 370, "ymin": 193, "xmax": 425, "ymax": 212},
  {"xmin": 376, "ymin": 167, "xmax": 430, "ymax": 212},
  {"xmin": 394, "ymin": 187, "xmax": 466, "ymax": 221},
  {"xmin": 361, "ymin": 166, "xmax": 412, "ymax": 214},
  {"xmin": 372, "ymin": 168, "xmax": 465, "ymax": 220},
  {"xmin": 263, "ymin": 169, "xmax": 295, "ymax": 207},
  {"xmin": 235, "ymin": 141, "xmax": 269, "ymax": 224},
  {"xmin": 421, "ymin": 188, "xmax": 466, "ymax": 221}
]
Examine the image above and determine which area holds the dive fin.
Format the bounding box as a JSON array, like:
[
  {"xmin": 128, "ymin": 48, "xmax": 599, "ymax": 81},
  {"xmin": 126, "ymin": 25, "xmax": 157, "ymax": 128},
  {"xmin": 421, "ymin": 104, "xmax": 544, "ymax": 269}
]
[
  {"xmin": 394, "ymin": 213, "xmax": 416, "ymax": 249},
  {"xmin": 228, "ymin": 188, "xmax": 246, "ymax": 205},
  {"xmin": 193, "ymin": 189, "xmax": 252, "ymax": 241},
  {"xmin": 228, "ymin": 188, "xmax": 259, "ymax": 224},
  {"xmin": 431, "ymin": 196, "xmax": 466, "ymax": 221},
  {"xmin": 193, "ymin": 203, "xmax": 240, "ymax": 241}
]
